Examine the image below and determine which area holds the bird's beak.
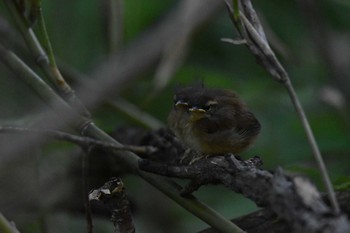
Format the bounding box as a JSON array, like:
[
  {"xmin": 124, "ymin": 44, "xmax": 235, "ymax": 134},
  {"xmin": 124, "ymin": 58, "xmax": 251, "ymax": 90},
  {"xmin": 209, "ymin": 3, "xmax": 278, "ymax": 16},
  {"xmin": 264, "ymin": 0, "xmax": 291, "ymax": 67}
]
[
  {"xmin": 189, "ymin": 107, "xmax": 206, "ymax": 121},
  {"xmin": 189, "ymin": 107, "xmax": 206, "ymax": 113},
  {"xmin": 175, "ymin": 100, "xmax": 188, "ymax": 107}
]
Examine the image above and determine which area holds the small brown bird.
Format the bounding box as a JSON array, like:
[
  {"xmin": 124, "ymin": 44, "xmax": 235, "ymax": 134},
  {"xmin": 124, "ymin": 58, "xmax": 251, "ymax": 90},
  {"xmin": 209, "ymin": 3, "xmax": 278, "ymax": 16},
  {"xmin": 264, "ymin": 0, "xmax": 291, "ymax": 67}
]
[{"xmin": 168, "ymin": 86, "xmax": 261, "ymax": 156}]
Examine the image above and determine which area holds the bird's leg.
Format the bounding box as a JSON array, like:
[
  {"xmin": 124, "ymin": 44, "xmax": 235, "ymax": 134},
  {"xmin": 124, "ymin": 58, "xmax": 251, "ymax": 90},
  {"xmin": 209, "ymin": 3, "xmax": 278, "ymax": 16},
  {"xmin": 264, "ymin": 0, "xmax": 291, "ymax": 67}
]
[
  {"xmin": 179, "ymin": 149, "xmax": 205, "ymax": 165},
  {"xmin": 179, "ymin": 148, "xmax": 193, "ymax": 164},
  {"xmin": 188, "ymin": 155, "xmax": 206, "ymax": 165},
  {"xmin": 188, "ymin": 153, "xmax": 216, "ymax": 165}
]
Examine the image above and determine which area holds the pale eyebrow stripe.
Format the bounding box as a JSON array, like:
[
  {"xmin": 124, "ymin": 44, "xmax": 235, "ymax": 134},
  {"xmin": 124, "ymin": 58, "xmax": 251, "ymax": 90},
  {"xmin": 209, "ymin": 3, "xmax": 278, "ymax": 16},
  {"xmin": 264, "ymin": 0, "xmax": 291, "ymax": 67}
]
[{"xmin": 206, "ymin": 100, "xmax": 218, "ymax": 106}]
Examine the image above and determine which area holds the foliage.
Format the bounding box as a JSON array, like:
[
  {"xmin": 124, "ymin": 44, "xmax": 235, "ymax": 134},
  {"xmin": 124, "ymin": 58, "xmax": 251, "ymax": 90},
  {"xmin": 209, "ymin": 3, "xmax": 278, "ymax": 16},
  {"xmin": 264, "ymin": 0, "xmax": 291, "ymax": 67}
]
[{"xmin": 0, "ymin": 0, "xmax": 350, "ymax": 232}]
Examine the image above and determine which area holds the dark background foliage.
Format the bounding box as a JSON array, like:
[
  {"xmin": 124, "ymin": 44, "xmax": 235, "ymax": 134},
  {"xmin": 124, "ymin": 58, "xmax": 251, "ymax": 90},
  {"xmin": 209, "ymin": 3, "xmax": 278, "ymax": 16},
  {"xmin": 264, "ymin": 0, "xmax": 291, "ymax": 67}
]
[{"xmin": 0, "ymin": 0, "xmax": 349, "ymax": 232}]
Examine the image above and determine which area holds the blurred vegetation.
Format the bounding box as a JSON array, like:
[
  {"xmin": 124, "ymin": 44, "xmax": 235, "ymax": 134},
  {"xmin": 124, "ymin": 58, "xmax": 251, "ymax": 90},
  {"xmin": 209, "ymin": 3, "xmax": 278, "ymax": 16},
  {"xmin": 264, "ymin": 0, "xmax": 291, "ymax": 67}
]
[{"xmin": 0, "ymin": 0, "xmax": 350, "ymax": 232}]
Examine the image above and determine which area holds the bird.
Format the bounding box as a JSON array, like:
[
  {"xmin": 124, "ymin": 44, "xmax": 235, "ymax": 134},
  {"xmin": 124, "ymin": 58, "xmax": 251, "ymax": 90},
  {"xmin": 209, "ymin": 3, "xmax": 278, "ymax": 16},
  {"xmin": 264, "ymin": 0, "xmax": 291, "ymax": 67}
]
[{"xmin": 168, "ymin": 86, "xmax": 261, "ymax": 158}]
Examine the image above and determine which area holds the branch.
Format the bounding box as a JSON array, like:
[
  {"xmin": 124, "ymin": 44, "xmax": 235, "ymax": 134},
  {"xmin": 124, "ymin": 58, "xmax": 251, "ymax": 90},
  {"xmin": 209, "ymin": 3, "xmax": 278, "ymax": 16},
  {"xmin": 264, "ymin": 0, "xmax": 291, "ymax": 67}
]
[
  {"xmin": 84, "ymin": 122, "xmax": 246, "ymax": 233},
  {"xmin": 0, "ymin": 126, "xmax": 156, "ymax": 155},
  {"xmin": 0, "ymin": 213, "xmax": 21, "ymax": 233},
  {"xmin": 0, "ymin": 43, "xmax": 68, "ymax": 109},
  {"xmin": 224, "ymin": 0, "xmax": 340, "ymax": 214},
  {"xmin": 82, "ymin": 149, "xmax": 94, "ymax": 233},
  {"xmin": 0, "ymin": 42, "xmax": 89, "ymax": 131},
  {"xmin": 3, "ymin": 0, "xmax": 90, "ymax": 116},
  {"xmin": 198, "ymin": 190, "xmax": 350, "ymax": 233},
  {"xmin": 58, "ymin": 62, "xmax": 164, "ymax": 130},
  {"xmin": 89, "ymin": 178, "xmax": 135, "ymax": 233},
  {"xmin": 0, "ymin": 2, "xmax": 246, "ymax": 232},
  {"xmin": 104, "ymin": 0, "xmax": 124, "ymax": 53},
  {"xmin": 77, "ymin": 0, "xmax": 224, "ymax": 111},
  {"xmin": 140, "ymin": 155, "xmax": 350, "ymax": 233},
  {"xmin": 0, "ymin": 39, "xmax": 244, "ymax": 233}
]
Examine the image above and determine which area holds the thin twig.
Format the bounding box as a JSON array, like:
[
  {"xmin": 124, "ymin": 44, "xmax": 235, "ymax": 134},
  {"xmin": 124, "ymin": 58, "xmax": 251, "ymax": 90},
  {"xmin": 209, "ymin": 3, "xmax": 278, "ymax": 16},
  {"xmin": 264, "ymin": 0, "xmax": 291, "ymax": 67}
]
[
  {"xmin": 283, "ymin": 82, "xmax": 340, "ymax": 214},
  {"xmin": 80, "ymin": 0, "xmax": 223, "ymax": 112},
  {"xmin": 82, "ymin": 149, "xmax": 93, "ymax": 233},
  {"xmin": 58, "ymin": 62, "xmax": 164, "ymax": 130},
  {"xmin": 0, "ymin": 213, "xmax": 21, "ymax": 233},
  {"xmin": 225, "ymin": 0, "xmax": 340, "ymax": 214},
  {"xmin": 0, "ymin": 126, "xmax": 157, "ymax": 155},
  {"xmin": 111, "ymin": 99, "xmax": 164, "ymax": 130},
  {"xmin": 221, "ymin": 38, "xmax": 246, "ymax": 45},
  {"xmin": 106, "ymin": 0, "xmax": 124, "ymax": 53}
]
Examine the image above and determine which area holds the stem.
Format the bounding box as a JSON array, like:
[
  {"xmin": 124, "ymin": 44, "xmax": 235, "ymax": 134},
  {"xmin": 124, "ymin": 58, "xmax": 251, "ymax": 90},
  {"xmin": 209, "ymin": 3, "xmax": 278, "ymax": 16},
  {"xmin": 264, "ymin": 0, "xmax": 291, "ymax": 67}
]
[
  {"xmin": 284, "ymin": 81, "xmax": 340, "ymax": 214},
  {"xmin": 0, "ymin": 213, "xmax": 21, "ymax": 233},
  {"xmin": 4, "ymin": 0, "xmax": 90, "ymax": 116},
  {"xmin": 82, "ymin": 149, "xmax": 94, "ymax": 233},
  {"xmin": 107, "ymin": 0, "xmax": 124, "ymax": 54},
  {"xmin": 111, "ymin": 99, "xmax": 164, "ymax": 130},
  {"xmin": 0, "ymin": 42, "xmax": 88, "ymax": 131},
  {"xmin": 232, "ymin": 0, "xmax": 239, "ymax": 21},
  {"xmin": 225, "ymin": 0, "xmax": 340, "ymax": 214},
  {"xmin": 58, "ymin": 62, "xmax": 163, "ymax": 130},
  {"xmin": 0, "ymin": 43, "xmax": 67, "ymax": 110},
  {"xmin": 0, "ymin": 126, "xmax": 156, "ymax": 155},
  {"xmin": 33, "ymin": 0, "xmax": 57, "ymax": 67},
  {"xmin": 0, "ymin": 43, "xmax": 244, "ymax": 233}
]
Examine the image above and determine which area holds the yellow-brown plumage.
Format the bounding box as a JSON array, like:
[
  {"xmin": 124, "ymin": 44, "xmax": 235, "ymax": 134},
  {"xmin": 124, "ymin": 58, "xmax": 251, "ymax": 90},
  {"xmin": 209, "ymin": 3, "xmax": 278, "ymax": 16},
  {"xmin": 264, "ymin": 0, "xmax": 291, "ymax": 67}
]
[{"xmin": 168, "ymin": 86, "xmax": 261, "ymax": 155}]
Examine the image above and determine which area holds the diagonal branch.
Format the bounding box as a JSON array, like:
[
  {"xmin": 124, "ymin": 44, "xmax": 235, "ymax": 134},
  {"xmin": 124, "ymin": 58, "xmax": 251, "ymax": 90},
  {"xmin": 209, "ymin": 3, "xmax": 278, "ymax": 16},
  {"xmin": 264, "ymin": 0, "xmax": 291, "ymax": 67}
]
[
  {"xmin": 3, "ymin": 0, "xmax": 90, "ymax": 117},
  {"xmin": 0, "ymin": 37, "xmax": 244, "ymax": 233},
  {"xmin": 225, "ymin": 0, "xmax": 340, "ymax": 214},
  {"xmin": 0, "ymin": 126, "xmax": 157, "ymax": 155},
  {"xmin": 0, "ymin": 213, "xmax": 21, "ymax": 233}
]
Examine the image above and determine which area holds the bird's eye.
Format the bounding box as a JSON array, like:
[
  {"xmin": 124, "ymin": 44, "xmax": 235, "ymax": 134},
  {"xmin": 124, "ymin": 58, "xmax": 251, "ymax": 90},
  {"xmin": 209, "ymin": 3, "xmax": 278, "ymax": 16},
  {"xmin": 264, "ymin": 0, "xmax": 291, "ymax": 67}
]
[
  {"xmin": 202, "ymin": 105, "xmax": 211, "ymax": 111},
  {"xmin": 203, "ymin": 100, "xmax": 218, "ymax": 111}
]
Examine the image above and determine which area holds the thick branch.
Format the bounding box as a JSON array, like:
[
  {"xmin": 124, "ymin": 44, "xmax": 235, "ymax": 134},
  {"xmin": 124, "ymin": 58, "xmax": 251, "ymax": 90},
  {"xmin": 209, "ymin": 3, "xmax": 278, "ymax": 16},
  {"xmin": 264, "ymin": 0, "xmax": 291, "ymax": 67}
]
[
  {"xmin": 140, "ymin": 155, "xmax": 350, "ymax": 233},
  {"xmin": 199, "ymin": 190, "xmax": 350, "ymax": 233}
]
